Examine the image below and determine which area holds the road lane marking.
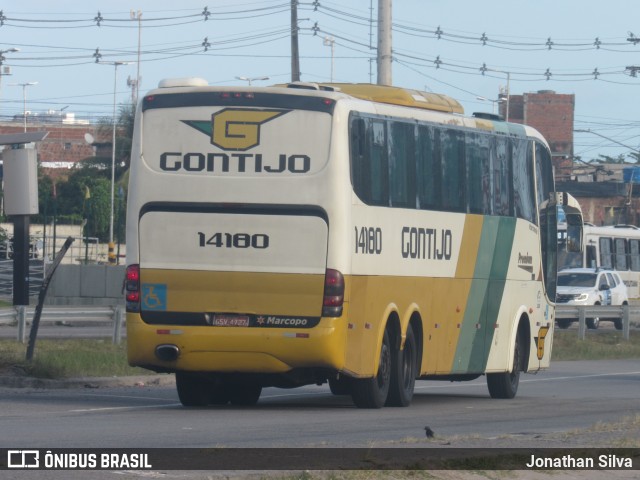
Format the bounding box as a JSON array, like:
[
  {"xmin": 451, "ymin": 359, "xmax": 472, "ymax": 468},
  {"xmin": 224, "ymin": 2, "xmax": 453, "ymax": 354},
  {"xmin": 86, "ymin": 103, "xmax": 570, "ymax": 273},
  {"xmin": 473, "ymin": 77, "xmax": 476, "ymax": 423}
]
[{"xmin": 70, "ymin": 403, "xmax": 181, "ymax": 413}]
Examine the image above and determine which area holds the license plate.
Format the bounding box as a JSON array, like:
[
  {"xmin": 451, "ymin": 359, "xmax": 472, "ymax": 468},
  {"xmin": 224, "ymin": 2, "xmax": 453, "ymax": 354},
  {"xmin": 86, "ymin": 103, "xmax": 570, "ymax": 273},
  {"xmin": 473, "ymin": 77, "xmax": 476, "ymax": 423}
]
[{"xmin": 212, "ymin": 314, "xmax": 250, "ymax": 327}]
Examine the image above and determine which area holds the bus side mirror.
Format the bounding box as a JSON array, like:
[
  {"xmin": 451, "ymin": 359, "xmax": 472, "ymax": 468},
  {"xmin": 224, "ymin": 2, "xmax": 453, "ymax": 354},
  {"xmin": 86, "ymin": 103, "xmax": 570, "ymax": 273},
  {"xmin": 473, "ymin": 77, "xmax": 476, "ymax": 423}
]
[
  {"xmin": 565, "ymin": 216, "xmax": 582, "ymax": 253},
  {"xmin": 560, "ymin": 193, "xmax": 583, "ymax": 254}
]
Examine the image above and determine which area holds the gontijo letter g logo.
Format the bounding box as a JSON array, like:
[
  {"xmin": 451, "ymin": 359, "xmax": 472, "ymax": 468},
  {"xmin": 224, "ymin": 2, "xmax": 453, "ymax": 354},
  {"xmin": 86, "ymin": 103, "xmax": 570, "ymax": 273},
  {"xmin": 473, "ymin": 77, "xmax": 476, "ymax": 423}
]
[{"xmin": 202, "ymin": 108, "xmax": 288, "ymax": 151}]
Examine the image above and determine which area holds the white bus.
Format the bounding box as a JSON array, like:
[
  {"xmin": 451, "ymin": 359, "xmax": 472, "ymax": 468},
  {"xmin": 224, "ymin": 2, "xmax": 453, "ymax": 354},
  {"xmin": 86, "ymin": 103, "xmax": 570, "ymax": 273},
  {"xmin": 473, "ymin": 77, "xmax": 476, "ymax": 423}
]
[
  {"xmin": 559, "ymin": 223, "xmax": 640, "ymax": 298},
  {"xmin": 125, "ymin": 79, "xmax": 582, "ymax": 408}
]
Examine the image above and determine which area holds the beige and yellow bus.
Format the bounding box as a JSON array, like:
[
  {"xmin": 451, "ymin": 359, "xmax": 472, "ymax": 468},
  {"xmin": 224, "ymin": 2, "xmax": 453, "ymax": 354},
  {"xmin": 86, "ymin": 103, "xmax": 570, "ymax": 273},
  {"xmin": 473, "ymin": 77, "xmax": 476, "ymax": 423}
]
[{"xmin": 125, "ymin": 79, "xmax": 582, "ymax": 408}]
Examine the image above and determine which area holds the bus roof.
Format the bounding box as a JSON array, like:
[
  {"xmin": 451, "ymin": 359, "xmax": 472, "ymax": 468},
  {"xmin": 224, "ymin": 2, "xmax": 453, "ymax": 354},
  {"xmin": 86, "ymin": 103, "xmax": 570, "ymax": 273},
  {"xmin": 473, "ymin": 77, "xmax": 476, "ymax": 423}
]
[
  {"xmin": 314, "ymin": 83, "xmax": 464, "ymax": 115},
  {"xmin": 277, "ymin": 82, "xmax": 464, "ymax": 114},
  {"xmin": 152, "ymin": 78, "xmax": 464, "ymax": 115}
]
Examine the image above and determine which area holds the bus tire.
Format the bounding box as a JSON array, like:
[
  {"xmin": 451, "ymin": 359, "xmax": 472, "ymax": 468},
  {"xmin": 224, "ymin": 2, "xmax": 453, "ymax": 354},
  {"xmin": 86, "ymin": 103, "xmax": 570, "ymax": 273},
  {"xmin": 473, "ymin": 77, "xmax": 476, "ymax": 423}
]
[
  {"xmin": 386, "ymin": 323, "xmax": 417, "ymax": 407},
  {"xmin": 329, "ymin": 376, "xmax": 352, "ymax": 395},
  {"xmin": 227, "ymin": 382, "xmax": 262, "ymax": 406},
  {"xmin": 351, "ymin": 328, "xmax": 392, "ymax": 409},
  {"xmin": 586, "ymin": 317, "xmax": 600, "ymax": 330},
  {"xmin": 176, "ymin": 372, "xmax": 211, "ymax": 407},
  {"xmin": 209, "ymin": 377, "xmax": 230, "ymax": 405},
  {"xmin": 487, "ymin": 332, "xmax": 522, "ymax": 399},
  {"xmin": 557, "ymin": 319, "xmax": 572, "ymax": 329}
]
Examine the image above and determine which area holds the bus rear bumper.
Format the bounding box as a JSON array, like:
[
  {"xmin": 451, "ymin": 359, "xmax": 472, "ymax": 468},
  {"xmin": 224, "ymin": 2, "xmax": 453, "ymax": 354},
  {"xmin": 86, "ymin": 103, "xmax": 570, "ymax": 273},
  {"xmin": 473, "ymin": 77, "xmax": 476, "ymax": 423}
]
[{"xmin": 126, "ymin": 313, "xmax": 347, "ymax": 374}]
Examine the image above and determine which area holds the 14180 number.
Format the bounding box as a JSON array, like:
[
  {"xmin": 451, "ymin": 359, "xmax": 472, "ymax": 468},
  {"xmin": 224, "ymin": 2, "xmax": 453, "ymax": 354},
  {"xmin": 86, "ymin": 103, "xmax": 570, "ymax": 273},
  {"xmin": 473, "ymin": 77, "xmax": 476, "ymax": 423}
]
[{"xmin": 197, "ymin": 232, "xmax": 269, "ymax": 249}]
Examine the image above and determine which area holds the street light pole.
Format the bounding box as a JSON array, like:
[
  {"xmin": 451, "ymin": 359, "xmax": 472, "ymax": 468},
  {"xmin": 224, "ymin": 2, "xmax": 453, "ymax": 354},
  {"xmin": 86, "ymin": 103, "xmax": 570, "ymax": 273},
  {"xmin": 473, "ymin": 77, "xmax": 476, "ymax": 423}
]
[
  {"xmin": 481, "ymin": 67, "xmax": 511, "ymax": 121},
  {"xmin": 100, "ymin": 61, "xmax": 131, "ymax": 262},
  {"xmin": 0, "ymin": 48, "xmax": 20, "ymax": 119},
  {"xmin": 235, "ymin": 76, "xmax": 269, "ymax": 86},
  {"xmin": 476, "ymin": 96, "xmax": 503, "ymax": 115},
  {"xmin": 9, "ymin": 82, "xmax": 38, "ymax": 132}
]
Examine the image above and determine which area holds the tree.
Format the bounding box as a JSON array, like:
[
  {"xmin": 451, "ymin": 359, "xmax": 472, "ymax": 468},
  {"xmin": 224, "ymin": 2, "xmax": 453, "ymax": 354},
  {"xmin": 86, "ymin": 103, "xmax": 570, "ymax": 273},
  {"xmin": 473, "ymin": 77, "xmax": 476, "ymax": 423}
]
[
  {"xmin": 596, "ymin": 154, "xmax": 627, "ymax": 164},
  {"xmin": 97, "ymin": 102, "xmax": 135, "ymax": 173},
  {"xmin": 36, "ymin": 101, "xmax": 135, "ymax": 243},
  {"xmin": 628, "ymin": 152, "xmax": 640, "ymax": 164}
]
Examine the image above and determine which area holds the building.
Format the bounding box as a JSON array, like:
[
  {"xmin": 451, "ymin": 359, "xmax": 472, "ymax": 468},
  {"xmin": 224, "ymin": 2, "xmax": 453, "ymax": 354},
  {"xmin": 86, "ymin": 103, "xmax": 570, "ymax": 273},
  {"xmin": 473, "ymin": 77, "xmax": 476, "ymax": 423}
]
[
  {"xmin": 500, "ymin": 90, "xmax": 639, "ymax": 226},
  {"xmin": 500, "ymin": 90, "xmax": 574, "ymax": 179},
  {"xmin": 0, "ymin": 118, "xmax": 110, "ymax": 180}
]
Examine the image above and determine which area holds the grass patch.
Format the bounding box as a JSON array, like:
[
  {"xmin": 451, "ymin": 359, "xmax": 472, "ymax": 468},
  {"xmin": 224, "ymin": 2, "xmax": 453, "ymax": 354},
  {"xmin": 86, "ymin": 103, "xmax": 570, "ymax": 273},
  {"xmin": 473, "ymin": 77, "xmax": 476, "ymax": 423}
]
[
  {"xmin": 0, "ymin": 339, "xmax": 151, "ymax": 379},
  {"xmin": 552, "ymin": 330, "xmax": 640, "ymax": 360}
]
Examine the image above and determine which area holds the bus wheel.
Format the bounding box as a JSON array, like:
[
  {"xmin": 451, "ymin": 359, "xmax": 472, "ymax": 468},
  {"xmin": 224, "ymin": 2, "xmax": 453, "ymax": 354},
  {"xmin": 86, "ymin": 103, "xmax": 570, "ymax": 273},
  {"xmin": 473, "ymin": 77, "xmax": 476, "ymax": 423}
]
[
  {"xmin": 586, "ymin": 317, "xmax": 600, "ymax": 329},
  {"xmin": 557, "ymin": 319, "xmax": 572, "ymax": 329},
  {"xmin": 351, "ymin": 328, "xmax": 392, "ymax": 409},
  {"xmin": 227, "ymin": 382, "xmax": 262, "ymax": 406},
  {"xmin": 386, "ymin": 324, "xmax": 417, "ymax": 407},
  {"xmin": 175, "ymin": 372, "xmax": 211, "ymax": 407},
  {"xmin": 329, "ymin": 376, "xmax": 352, "ymax": 395},
  {"xmin": 614, "ymin": 318, "xmax": 623, "ymax": 331},
  {"xmin": 209, "ymin": 378, "xmax": 230, "ymax": 405},
  {"xmin": 487, "ymin": 332, "xmax": 522, "ymax": 399}
]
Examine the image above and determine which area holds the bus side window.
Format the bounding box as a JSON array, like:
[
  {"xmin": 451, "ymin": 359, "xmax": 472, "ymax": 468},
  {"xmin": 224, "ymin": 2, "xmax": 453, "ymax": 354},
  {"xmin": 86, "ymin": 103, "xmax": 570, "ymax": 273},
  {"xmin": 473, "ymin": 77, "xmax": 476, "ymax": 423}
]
[
  {"xmin": 630, "ymin": 240, "xmax": 640, "ymax": 271},
  {"xmin": 512, "ymin": 138, "xmax": 536, "ymax": 223},
  {"xmin": 349, "ymin": 115, "xmax": 389, "ymax": 206},
  {"xmin": 350, "ymin": 116, "xmax": 367, "ymax": 198},
  {"xmin": 614, "ymin": 238, "xmax": 628, "ymax": 270},
  {"xmin": 466, "ymin": 132, "xmax": 491, "ymax": 215},
  {"xmin": 440, "ymin": 129, "xmax": 465, "ymax": 212},
  {"xmin": 370, "ymin": 120, "xmax": 389, "ymax": 206},
  {"xmin": 599, "ymin": 238, "xmax": 613, "ymax": 269},
  {"xmin": 493, "ymin": 137, "xmax": 513, "ymax": 216},
  {"xmin": 417, "ymin": 125, "xmax": 440, "ymax": 210},
  {"xmin": 586, "ymin": 245, "xmax": 597, "ymax": 268},
  {"xmin": 389, "ymin": 122, "xmax": 416, "ymax": 208}
]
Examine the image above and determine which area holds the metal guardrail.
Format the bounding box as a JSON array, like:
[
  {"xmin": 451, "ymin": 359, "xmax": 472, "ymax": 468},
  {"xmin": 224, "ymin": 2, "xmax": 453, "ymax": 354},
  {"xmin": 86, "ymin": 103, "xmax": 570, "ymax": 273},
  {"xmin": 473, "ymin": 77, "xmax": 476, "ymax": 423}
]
[
  {"xmin": 0, "ymin": 304, "xmax": 632, "ymax": 344},
  {"xmin": 0, "ymin": 305, "xmax": 125, "ymax": 344},
  {"xmin": 555, "ymin": 305, "xmax": 637, "ymax": 340}
]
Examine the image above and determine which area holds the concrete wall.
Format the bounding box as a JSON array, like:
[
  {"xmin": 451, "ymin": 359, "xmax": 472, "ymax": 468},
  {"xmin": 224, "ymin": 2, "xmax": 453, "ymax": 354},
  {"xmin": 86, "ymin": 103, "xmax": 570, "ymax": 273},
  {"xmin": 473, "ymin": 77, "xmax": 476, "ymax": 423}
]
[{"xmin": 46, "ymin": 264, "xmax": 125, "ymax": 306}]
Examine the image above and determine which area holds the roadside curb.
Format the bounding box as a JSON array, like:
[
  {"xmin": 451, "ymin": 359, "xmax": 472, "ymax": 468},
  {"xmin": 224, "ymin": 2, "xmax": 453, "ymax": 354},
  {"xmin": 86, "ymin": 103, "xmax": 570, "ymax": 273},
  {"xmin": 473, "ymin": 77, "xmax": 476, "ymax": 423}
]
[{"xmin": 0, "ymin": 374, "xmax": 175, "ymax": 389}]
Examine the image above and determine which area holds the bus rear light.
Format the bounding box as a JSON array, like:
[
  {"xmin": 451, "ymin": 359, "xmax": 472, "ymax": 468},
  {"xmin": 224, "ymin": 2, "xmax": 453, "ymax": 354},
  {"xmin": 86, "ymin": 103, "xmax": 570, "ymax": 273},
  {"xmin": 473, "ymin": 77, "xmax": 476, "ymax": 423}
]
[
  {"xmin": 220, "ymin": 92, "xmax": 255, "ymax": 99},
  {"xmin": 322, "ymin": 269, "xmax": 344, "ymax": 317},
  {"xmin": 125, "ymin": 264, "xmax": 141, "ymax": 313},
  {"xmin": 126, "ymin": 291, "xmax": 140, "ymax": 303}
]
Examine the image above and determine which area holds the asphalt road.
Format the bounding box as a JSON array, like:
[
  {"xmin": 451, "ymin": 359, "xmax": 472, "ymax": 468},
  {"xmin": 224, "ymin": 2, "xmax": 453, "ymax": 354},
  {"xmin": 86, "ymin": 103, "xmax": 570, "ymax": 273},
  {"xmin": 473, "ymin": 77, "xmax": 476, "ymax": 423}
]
[{"xmin": 0, "ymin": 359, "xmax": 638, "ymax": 449}]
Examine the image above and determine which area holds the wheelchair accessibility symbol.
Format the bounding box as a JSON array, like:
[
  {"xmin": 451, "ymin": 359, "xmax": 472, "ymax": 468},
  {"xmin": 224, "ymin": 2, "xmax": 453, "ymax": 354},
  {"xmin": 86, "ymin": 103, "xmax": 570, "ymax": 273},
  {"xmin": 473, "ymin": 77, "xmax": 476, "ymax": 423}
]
[{"xmin": 142, "ymin": 284, "xmax": 167, "ymax": 311}]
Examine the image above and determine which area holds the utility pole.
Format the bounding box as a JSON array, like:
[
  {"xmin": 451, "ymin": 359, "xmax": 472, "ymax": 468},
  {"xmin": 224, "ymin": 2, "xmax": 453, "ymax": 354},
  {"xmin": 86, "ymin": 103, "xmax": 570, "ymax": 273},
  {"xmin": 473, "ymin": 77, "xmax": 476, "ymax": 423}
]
[
  {"xmin": 323, "ymin": 37, "xmax": 335, "ymax": 82},
  {"xmin": 368, "ymin": 0, "xmax": 374, "ymax": 83},
  {"xmin": 291, "ymin": 0, "xmax": 301, "ymax": 82},
  {"xmin": 377, "ymin": 0, "xmax": 392, "ymax": 85},
  {"xmin": 131, "ymin": 10, "xmax": 142, "ymax": 104},
  {"xmin": 626, "ymin": 35, "xmax": 639, "ymax": 79}
]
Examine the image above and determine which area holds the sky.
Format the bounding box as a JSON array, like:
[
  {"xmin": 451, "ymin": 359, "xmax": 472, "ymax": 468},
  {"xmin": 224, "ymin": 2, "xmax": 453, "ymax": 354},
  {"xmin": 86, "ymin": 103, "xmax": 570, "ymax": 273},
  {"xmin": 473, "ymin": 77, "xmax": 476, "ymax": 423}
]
[{"xmin": 0, "ymin": 0, "xmax": 638, "ymax": 162}]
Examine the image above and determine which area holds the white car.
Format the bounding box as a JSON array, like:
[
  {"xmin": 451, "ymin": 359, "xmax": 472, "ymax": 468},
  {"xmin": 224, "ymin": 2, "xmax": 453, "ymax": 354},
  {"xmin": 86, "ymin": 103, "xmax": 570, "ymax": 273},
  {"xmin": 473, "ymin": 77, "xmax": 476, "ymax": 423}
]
[{"xmin": 556, "ymin": 268, "xmax": 629, "ymax": 330}]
